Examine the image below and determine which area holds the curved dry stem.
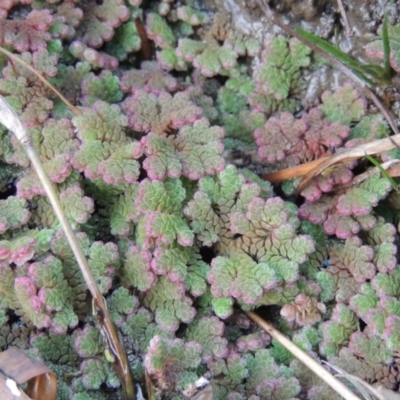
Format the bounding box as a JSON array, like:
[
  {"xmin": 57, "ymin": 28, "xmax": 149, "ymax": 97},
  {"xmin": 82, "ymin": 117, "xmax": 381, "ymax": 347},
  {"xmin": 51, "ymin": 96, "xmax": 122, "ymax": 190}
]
[
  {"xmin": 336, "ymin": 0, "xmax": 353, "ymax": 36},
  {"xmin": 263, "ymin": 157, "xmax": 330, "ymax": 183},
  {"xmin": 257, "ymin": 0, "xmax": 400, "ymax": 192},
  {"xmin": 245, "ymin": 310, "xmax": 363, "ymax": 400},
  {"xmin": 0, "ymin": 46, "xmax": 81, "ymax": 116},
  {"xmin": 0, "ymin": 96, "xmax": 135, "ymax": 399},
  {"xmin": 263, "ymin": 133, "xmax": 400, "ymax": 195},
  {"xmin": 296, "ymin": 133, "xmax": 400, "ymax": 193}
]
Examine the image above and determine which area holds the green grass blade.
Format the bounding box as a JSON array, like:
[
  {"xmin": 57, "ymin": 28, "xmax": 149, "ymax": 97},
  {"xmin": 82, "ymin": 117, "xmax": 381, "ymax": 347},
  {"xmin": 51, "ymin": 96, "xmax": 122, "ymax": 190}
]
[
  {"xmin": 295, "ymin": 27, "xmax": 377, "ymax": 87},
  {"xmin": 382, "ymin": 12, "xmax": 393, "ymax": 80},
  {"xmin": 365, "ymin": 153, "xmax": 399, "ymax": 192}
]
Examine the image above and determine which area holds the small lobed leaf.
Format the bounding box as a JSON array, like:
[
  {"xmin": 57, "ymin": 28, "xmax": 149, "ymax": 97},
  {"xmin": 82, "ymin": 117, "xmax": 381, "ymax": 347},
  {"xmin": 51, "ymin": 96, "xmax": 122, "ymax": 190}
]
[
  {"xmin": 14, "ymin": 277, "xmax": 50, "ymax": 329},
  {"xmin": 40, "ymin": 118, "xmax": 80, "ymax": 160},
  {"xmin": 74, "ymin": 325, "xmax": 103, "ymax": 358},
  {"xmin": 254, "ymin": 112, "xmax": 307, "ymax": 165},
  {"xmin": 374, "ymin": 242, "xmax": 397, "ymax": 273},
  {"xmin": 145, "ymin": 13, "xmax": 176, "ymax": 49},
  {"xmin": 110, "ymin": 184, "xmax": 140, "ymax": 237},
  {"xmin": 319, "ymin": 83, "xmax": 366, "ymax": 125},
  {"xmin": 237, "ymin": 332, "xmax": 271, "ymax": 353},
  {"xmin": 151, "ymin": 244, "xmax": 191, "ymax": 282},
  {"xmin": 349, "ymin": 330, "xmax": 393, "ymax": 364},
  {"xmin": 73, "ymin": 100, "xmax": 128, "ymax": 143},
  {"xmin": 121, "ymin": 245, "xmax": 155, "ymax": 291},
  {"xmin": 80, "ymin": 358, "xmax": 108, "ymax": 390},
  {"xmin": 209, "ymin": 353, "xmax": 248, "ymax": 390},
  {"xmin": 144, "ymin": 335, "xmax": 201, "ymax": 390},
  {"xmin": 122, "ymin": 90, "xmax": 203, "ymax": 135},
  {"xmin": 136, "ymin": 178, "xmax": 186, "ymax": 214},
  {"xmin": 176, "ymin": 6, "xmax": 209, "ymax": 26},
  {"xmin": 175, "ymin": 38, "xmax": 206, "ymax": 62},
  {"xmin": 120, "ymin": 61, "xmax": 178, "ymax": 95},
  {"xmin": 255, "ymin": 108, "xmax": 349, "ymax": 168},
  {"xmin": 77, "ymin": 0, "xmax": 129, "ymax": 48},
  {"xmin": 122, "ymin": 307, "xmax": 153, "ymax": 339},
  {"xmin": 211, "ymin": 296, "xmax": 234, "ymax": 319},
  {"xmin": 145, "ymin": 211, "xmax": 194, "ymax": 247},
  {"xmin": 255, "ymin": 376, "xmax": 301, "ymax": 400},
  {"xmin": 2, "ymin": 10, "xmax": 53, "ymax": 52},
  {"xmin": 253, "ymin": 36, "xmax": 310, "ymax": 100},
  {"xmin": 31, "ymin": 331, "xmax": 78, "ymax": 365},
  {"xmin": 363, "ymin": 220, "xmax": 396, "ymax": 245},
  {"xmin": 245, "ymin": 349, "xmax": 280, "ymax": 391},
  {"xmin": 230, "ymin": 197, "xmax": 314, "ymax": 281},
  {"xmin": 193, "ymin": 45, "xmax": 237, "ymax": 77},
  {"xmin": 108, "ymin": 287, "xmax": 139, "ymax": 326},
  {"xmin": 157, "ymin": 48, "xmax": 188, "ymax": 71},
  {"xmin": 319, "ymin": 304, "xmax": 358, "ymax": 357},
  {"xmin": 81, "ymin": 70, "xmax": 123, "ymax": 106},
  {"xmin": 142, "ymin": 275, "xmax": 196, "ymax": 332},
  {"xmin": 10, "ymin": 236, "xmax": 37, "ymax": 266},
  {"xmin": 51, "ymin": 307, "xmax": 79, "ymax": 334},
  {"xmin": 336, "ymin": 174, "xmax": 392, "ymax": 217},
  {"xmin": 0, "ymin": 50, "xmax": 57, "ymax": 127},
  {"xmin": 328, "ymin": 236, "xmax": 375, "ymax": 283},
  {"xmin": 183, "ymin": 190, "xmax": 222, "ymax": 246},
  {"xmin": 184, "ymin": 254, "xmax": 209, "ymax": 297},
  {"xmin": 60, "ymin": 184, "xmax": 94, "ymax": 227},
  {"xmin": 208, "ymin": 251, "xmax": 278, "ymax": 305},
  {"xmin": 155, "ymin": 296, "xmax": 196, "ymax": 332},
  {"xmin": 71, "ymin": 141, "xmax": 114, "ymax": 180},
  {"xmin": 349, "ymin": 283, "xmax": 379, "ymax": 319},
  {"xmin": 372, "ymin": 266, "xmax": 400, "ymax": 296},
  {"xmin": 142, "ymin": 134, "xmax": 182, "ymax": 180},
  {"xmin": 0, "ymin": 196, "xmax": 30, "ymax": 234},
  {"xmin": 186, "ymin": 316, "xmax": 228, "ymax": 361},
  {"xmin": 324, "ymin": 214, "xmax": 363, "ymax": 239},
  {"xmin": 175, "ymin": 118, "xmax": 225, "ymax": 180},
  {"xmin": 365, "ymin": 308, "xmax": 387, "ymax": 336},
  {"xmin": 105, "ymin": 21, "xmax": 141, "ymax": 61},
  {"xmin": 281, "ymin": 294, "xmax": 326, "ymax": 327},
  {"xmin": 87, "ymin": 241, "xmax": 118, "ymax": 294},
  {"xmin": 98, "ymin": 142, "xmax": 142, "ymax": 185},
  {"xmin": 383, "ymin": 315, "xmax": 400, "ymax": 352}
]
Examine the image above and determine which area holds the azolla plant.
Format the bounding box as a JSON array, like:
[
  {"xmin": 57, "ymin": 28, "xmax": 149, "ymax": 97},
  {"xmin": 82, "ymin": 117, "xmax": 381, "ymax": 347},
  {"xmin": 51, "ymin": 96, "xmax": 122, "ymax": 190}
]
[{"xmin": 0, "ymin": 0, "xmax": 400, "ymax": 399}]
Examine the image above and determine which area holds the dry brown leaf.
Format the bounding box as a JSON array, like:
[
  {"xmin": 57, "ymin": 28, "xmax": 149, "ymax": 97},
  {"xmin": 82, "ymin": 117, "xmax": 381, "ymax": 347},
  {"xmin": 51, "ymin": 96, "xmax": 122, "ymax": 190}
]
[
  {"xmin": 0, "ymin": 347, "xmax": 57, "ymax": 400},
  {"xmin": 325, "ymin": 361, "xmax": 400, "ymax": 400}
]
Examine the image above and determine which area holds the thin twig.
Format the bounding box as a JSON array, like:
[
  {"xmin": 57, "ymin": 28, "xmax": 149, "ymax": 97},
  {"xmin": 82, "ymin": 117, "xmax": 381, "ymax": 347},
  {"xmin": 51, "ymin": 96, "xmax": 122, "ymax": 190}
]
[
  {"xmin": 134, "ymin": 18, "xmax": 152, "ymax": 61},
  {"xmin": 245, "ymin": 310, "xmax": 363, "ymax": 400},
  {"xmin": 297, "ymin": 133, "xmax": 400, "ymax": 193},
  {"xmin": 0, "ymin": 97, "xmax": 135, "ymax": 400},
  {"xmin": 263, "ymin": 156, "xmax": 330, "ymax": 182},
  {"xmin": 258, "ymin": 0, "xmax": 368, "ymax": 88},
  {"xmin": 324, "ymin": 361, "xmax": 400, "ymax": 400},
  {"xmin": 336, "ymin": 0, "xmax": 353, "ymax": 36},
  {"xmin": 0, "ymin": 46, "xmax": 81, "ymax": 116},
  {"xmin": 364, "ymin": 86, "xmax": 399, "ymax": 135},
  {"xmin": 263, "ymin": 133, "xmax": 400, "ymax": 186},
  {"xmin": 257, "ymin": 0, "xmax": 399, "ymax": 136},
  {"xmin": 344, "ymin": 159, "xmax": 400, "ymax": 188},
  {"xmin": 259, "ymin": 0, "xmax": 400, "ymax": 193}
]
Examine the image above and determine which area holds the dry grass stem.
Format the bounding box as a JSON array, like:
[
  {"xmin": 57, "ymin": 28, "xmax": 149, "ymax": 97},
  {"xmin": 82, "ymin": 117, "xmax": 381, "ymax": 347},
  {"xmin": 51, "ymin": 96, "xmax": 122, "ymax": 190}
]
[
  {"xmin": 263, "ymin": 134, "xmax": 400, "ymax": 193},
  {"xmin": 0, "ymin": 46, "xmax": 81, "ymax": 116},
  {"xmin": 336, "ymin": 0, "xmax": 353, "ymax": 36},
  {"xmin": 324, "ymin": 361, "xmax": 400, "ymax": 400},
  {"xmin": 245, "ymin": 310, "xmax": 363, "ymax": 400},
  {"xmin": 297, "ymin": 133, "xmax": 400, "ymax": 193},
  {"xmin": 0, "ymin": 96, "xmax": 135, "ymax": 399}
]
